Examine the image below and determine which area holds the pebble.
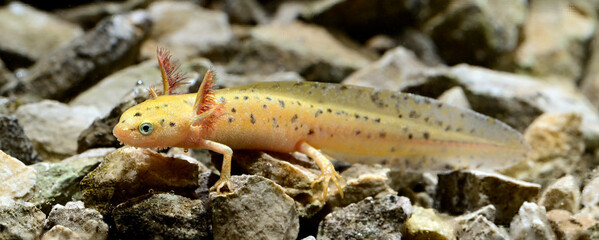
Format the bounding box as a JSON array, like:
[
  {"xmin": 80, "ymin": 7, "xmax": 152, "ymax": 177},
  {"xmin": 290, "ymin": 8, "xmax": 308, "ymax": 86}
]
[
  {"xmin": 437, "ymin": 86, "xmax": 471, "ymax": 109},
  {"xmin": 0, "ymin": 150, "xmax": 37, "ymax": 200},
  {"xmin": 211, "ymin": 175, "xmax": 299, "ymax": 240},
  {"xmin": 0, "ymin": 115, "xmax": 41, "ymax": 164},
  {"xmin": 538, "ymin": 175, "xmax": 581, "ymax": 213},
  {"xmin": 546, "ymin": 209, "xmax": 594, "ymax": 240},
  {"xmin": 326, "ymin": 164, "xmax": 396, "ymax": 208},
  {"xmin": 43, "ymin": 201, "xmax": 108, "ymax": 240},
  {"xmin": 0, "ymin": 199, "xmax": 46, "ymax": 240},
  {"xmin": 405, "ymin": 206, "xmax": 456, "ymax": 240},
  {"xmin": 509, "ymin": 202, "xmax": 556, "ymax": 240}
]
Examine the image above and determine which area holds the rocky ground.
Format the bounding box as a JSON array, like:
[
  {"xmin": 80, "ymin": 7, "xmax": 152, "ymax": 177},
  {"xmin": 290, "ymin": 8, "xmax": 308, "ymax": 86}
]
[{"xmin": 1, "ymin": 0, "xmax": 599, "ymax": 239}]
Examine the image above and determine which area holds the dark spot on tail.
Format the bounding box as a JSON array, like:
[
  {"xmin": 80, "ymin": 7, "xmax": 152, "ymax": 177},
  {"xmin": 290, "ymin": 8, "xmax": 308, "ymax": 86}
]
[
  {"xmin": 134, "ymin": 112, "xmax": 142, "ymax": 117},
  {"xmin": 250, "ymin": 114, "xmax": 256, "ymax": 124},
  {"xmin": 169, "ymin": 122, "xmax": 176, "ymax": 127}
]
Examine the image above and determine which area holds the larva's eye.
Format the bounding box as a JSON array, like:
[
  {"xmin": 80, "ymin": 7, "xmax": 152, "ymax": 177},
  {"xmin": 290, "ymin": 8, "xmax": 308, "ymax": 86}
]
[{"xmin": 138, "ymin": 121, "xmax": 154, "ymax": 135}]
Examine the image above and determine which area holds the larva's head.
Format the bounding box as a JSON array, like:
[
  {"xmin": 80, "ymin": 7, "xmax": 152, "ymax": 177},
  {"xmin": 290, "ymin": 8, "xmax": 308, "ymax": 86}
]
[{"xmin": 113, "ymin": 95, "xmax": 194, "ymax": 148}]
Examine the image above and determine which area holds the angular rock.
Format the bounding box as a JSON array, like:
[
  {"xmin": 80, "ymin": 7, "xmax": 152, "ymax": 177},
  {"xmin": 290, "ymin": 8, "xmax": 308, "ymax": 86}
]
[
  {"xmin": 546, "ymin": 209, "xmax": 594, "ymax": 240},
  {"xmin": 42, "ymin": 225, "xmax": 80, "ymax": 240},
  {"xmin": 44, "ymin": 201, "xmax": 108, "ymax": 240},
  {"xmin": 538, "ymin": 175, "xmax": 581, "ymax": 213},
  {"xmin": 223, "ymin": 0, "xmax": 269, "ymax": 24},
  {"xmin": 211, "ymin": 175, "xmax": 299, "ymax": 240},
  {"xmin": 1, "ymin": 10, "xmax": 152, "ymax": 101},
  {"xmin": 113, "ymin": 193, "xmax": 211, "ymax": 240},
  {"xmin": 318, "ymin": 195, "xmax": 412, "ymax": 240},
  {"xmin": 0, "ymin": 115, "xmax": 41, "ymax": 164},
  {"xmin": 503, "ymin": 113, "xmax": 585, "ymax": 186},
  {"xmin": 510, "ymin": 202, "xmax": 556, "ymax": 240},
  {"xmin": 581, "ymin": 21, "xmax": 599, "ymax": 109},
  {"xmin": 0, "ymin": 2, "xmax": 83, "ymax": 69},
  {"xmin": 405, "ymin": 206, "xmax": 456, "ymax": 240},
  {"xmin": 15, "ymin": 100, "xmax": 101, "ymax": 160},
  {"xmin": 81, "ymin": 147, "xmax": 201, "ymax": 215},
  {"xmin": 0, "ymin": 150, "xmax": 37, "ymax": 200},
  {"xmin": 456, "ymin": 216, "xmax": 509, "ymax": 240},
  {"xmin": 423, "ymin": 0, "xmax": 526, "ymax": 66},
  {"xmin": 326, "ymin": 164, "xmax": 396, "ymax": 209},
  {"xmin": 228, "ymin": 21, "xmax": 372, "ymax": 83},
  {"xmin": 30, "ymin": 148, "xmax": 111, "ymax": 213},
  {"xmin": 582, "ymin": 169, "xmax": 599, "ymax": 208},
  {"xmin": 55, "ymin": 0, "xmax": 151, "ymax": 29},
  {"xmin": 145, "ymin": 1, "xmax": 233, "ymax": 60},
  {"xmin": 435, "ymin": 170, "xmax": 540, "ymax": 224},
  {"xmin": 0, "ymin": 199, "xmax": 46, "ymax": 240},
  {"xmin": 437, "ymin": 86, "xmax": 471, "ymax": 109}
]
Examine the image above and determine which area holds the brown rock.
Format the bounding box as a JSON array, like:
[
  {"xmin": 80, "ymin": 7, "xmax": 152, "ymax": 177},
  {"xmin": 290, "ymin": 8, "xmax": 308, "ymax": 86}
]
[{"xmin": 538, "ymin": 175, "xmax": 581, "ymax": 213}]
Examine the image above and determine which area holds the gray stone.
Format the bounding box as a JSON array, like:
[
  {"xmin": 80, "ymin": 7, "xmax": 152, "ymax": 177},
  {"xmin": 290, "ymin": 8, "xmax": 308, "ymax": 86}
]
[
  {"xmin": 15, "ymin": 100, "xmax": 101, "ymax": 161},
  {"xmin": 44, "ymin": 201, "xmax": 108, "ymax": 240},
  {"xmin": 582, "ymin": 169, "xmax": 599, "ymax": 208},
  {"xmin": 81, "ymin": 147, "xmax": 201, "ymax": 215},
  {"xmin": 30, "ymin": 148, "xmax": 112, "ymax": 214},
  {"xmin": 326, "ymin": 164, "xmax": 396, "ymax": 209},
  {"xmin": 223, "ymin": 0, "xmax": 269, "ymax": 24},
  {"xmin": 455, "ymin": 205, "xmax": 509, "ymax": 240},
  {"xmin": 113, "ymin": 193, "xmax": 211, "ymax": 240},
  {"xmin": 538, "ymin": 175, "xmax": 581, "ymax": 213},
  {"xmin": 0, "ymin": 115, "xmax": 41, "ymax": 164},
  {"xmin": 55, "ymin": 0, "xmax": 150, "ymax": 29},
  {"xmin": 0, "ymin": 150, "xmax": 37, "ymax": 201},
  {"xmin": 581, "ymin": 19, "xmax": 599, "ymax": 109},
  {"xmin": 0, "ymin": 199, "xmax": 45, "ymax": 240},
  {"xmin": 435, "ymin": 170, "xmax": 540, "ymax": 224},
  {"xmin": 0, "ymin": 2, "xmax": 83, "ymax": 69},
  {"xmin": 437, "ymin": 86, "xmax": 471, "ymax": 109},
  {"xmin": 211, "ymin": 175, "xmax": 299, "ymax": 240},
  {"xmin": 318, "ymin": 195, "xmax": 412, "ymax": 240},
  {"xmin": 1, "ymin": 10, "xmax": 152, "ymax": 101},
  {"xmin": 510, "ymin": 202, "xmax": 556, "ymax": 240}
]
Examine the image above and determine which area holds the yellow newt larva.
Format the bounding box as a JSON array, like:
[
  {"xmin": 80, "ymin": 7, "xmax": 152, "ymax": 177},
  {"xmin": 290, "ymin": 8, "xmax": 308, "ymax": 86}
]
[{"xmin": 113, "ymin": 49, "xmax": 528, "ymax": 198}]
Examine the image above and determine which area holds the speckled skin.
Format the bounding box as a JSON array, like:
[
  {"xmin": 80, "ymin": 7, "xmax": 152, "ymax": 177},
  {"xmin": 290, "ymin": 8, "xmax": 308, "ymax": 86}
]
[{"xmin": 114, "ymin": 81, "xmax": 528, "ymax": 196}]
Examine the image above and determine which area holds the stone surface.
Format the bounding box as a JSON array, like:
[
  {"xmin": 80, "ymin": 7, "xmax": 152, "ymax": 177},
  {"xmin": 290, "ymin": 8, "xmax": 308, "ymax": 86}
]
[
  {"xmin": 405, "ymin": 206, "xmax": 456, "ymax": 240},
  {"xmin": 0, "ymin": 2, "xmax": 83, "ymax": 69},
  {"xmin": 581, "ymin": 20, "xmax": 599, "ymax": 109},
  {"xmin": 228, "ymin": 21, "xmax": 372, "ymax": 83},
  {"xmin": 145, "ymin": 1, "xmax": 233, "ymax": 60},
  {"xmin": 503, "ymin": 113, "xmax": 585, "ymax": 186},
  {"xmin": 0, "ymin": 115, "xmax": 41, "ymax": 164},
  {"xmin": 546, "ymin": 209, "xmax": 594, "ymax": 240},
  {"xmin": 582, "ymin": 169, "xmax": 599, "ymax": 208},
  {"xmin": 326, "ymin": 164, "xmax": 396, "ymax": 209},
  {"xmin": 81, "ymin": 147, "xmax": 201, "ymax": 215},
  {"xmin": 423, "ymin": 0, "xmax": 526, "ymax": 66},
  {"xmin": 435, "ymin": 170, "xmax": 540, "ymax": 224},
  {"xmin": 55, "ymin": 0, "xmax": 150, "ymax": 29},
  {"xmin": 0, "ymin": 10, "xmax": 152, "ymax": 101},
  {"xmin": 211, "ymin": 175, "xmax": 299, "ymax": 240},
  {"xmin": 223, "ymin": 0, "xmax": 269, "ymax": 24},
  {"xmin": 0, "ymin": 199, "xmax": 46, "ymax": 240},
  {"xmin": 44, "ymin": 201, "xmax": 108, "ymax": 240},
  {"xmin": 15, "ymin": 100, "xmax": 101, "ymax": 160},
  {"xmin": 0, "ymin": 150, "xmax": 37, "ymax": 200},
  {"xmin": 42, "ymin": 225, "xmax": 81, "ymax": 240},
  {"xmin": 437, "ymin": 86, "xmax": 471, "ymax": 109},
  {"xmin": 318, "ymin": 195, "xmax": 412, "ymax": 240},
  {"xmin": 30, "ymin": 148, "xmax": 111, "ymax": 214},
  {"xmin": 510, "ymin": 202, "xmax": 556, "ymax": 240},
  {"xmin": 455, "ymin": 205, "xmax": 509, "ymax": 240},
  {"xmin": 113, "ymin": 193, "xmax": 211, "ymax": 240},
  {"xmin": 538, "ymin": 175, "xmax": 581, "ymax": 213}
]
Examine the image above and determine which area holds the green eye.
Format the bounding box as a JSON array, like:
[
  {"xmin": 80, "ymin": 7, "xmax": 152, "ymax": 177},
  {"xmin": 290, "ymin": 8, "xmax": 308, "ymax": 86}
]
[{"xmin": 138, "ymin": 121, "xmax": 154, "ymax": 135}]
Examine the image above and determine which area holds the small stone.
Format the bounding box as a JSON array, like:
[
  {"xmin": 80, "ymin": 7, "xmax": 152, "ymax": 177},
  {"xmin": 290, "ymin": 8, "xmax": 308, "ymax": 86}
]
[
  {"xmin": 113, "ymin": 193, "xmax": 211, "ymax": 240},
  {"xmin": 538, "ymin": 175, "xmax": 581, "ymax": 213},
  {"xmin": 211, "ymin": 175, "xmax": 299, "ymax": 240},
  {"xmin": 0, "ymin": 199, "xmax": 46, "ymax": 240},
  {"xmin": 435, "ymin": 170, "xmax": 540, "ymax": 224},
  {"xmin": 455, "ymin": 205, "xmax": 509, "ymax": 240},
  {"xmin": 1, "ymin": 10, "xmax": 152, "ymax": 101},
  {"xmin": 15, "ymin": 100, "xmax": 101, "ymax": 160},
  {"xmin": 0, "ymin": 150, "xmax": 36, "ymax": 200},
  {"xmin": 0, "ymin": 2, "xmax": 83, "ymax": 69},
  {"xmin": 0, "ymin": 115, "xmax": 41, "ymax": 164},
  {"xmin": 405, "ymin": 206, "xmax": 456, "ymax": 240},
  {"xmin": 546, "ymin": 209, "xmax": 594, "ymax": 240},
  {"xmin": 42, "ymin": 225, "xmax": 80, "ymax": 240},
  {"xmin": 55, "ymin": 0, "xmax": 151, "ymax": 29},
  {"xmin": 44, "ymin": 201, "xmax": 108, "ymax": 240},
  {"xmin": 437, "ymin": 86, "xmax": 471, "ymax": 109},
  {"xmin": 582, "ymin": 169, "xmax": 599, "ymax": 207},
  {"xmin": 326, "ymin": 164, "xmax": 396, "ymax": 208},
  {"xmin": 510, "ymin": 202, "xmax": 556, "ymax": 240},
  {"xmin": 223, "ymin": 0, "xmax": 269, "ymax": 24},
  {"xmin": 81, "ymin": 147, "xmax": 201, "ymax": 215}
]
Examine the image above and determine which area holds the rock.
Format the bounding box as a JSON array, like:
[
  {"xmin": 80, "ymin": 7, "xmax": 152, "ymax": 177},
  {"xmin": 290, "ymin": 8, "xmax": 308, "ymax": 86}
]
[
  {"xmin": 435, "ymin": 170, "xmax": 540, "ymax": 224},
  {"xmin": 497, "ymin": 0, "xmax": 595, "ymax": 81},
  {"xmin": 395, "ymin": 29, "xmax": 444, "ymax": 66},
  {"xmin": 15, "ymin": 100, "xmax": 101, "ymax": 160},
  {"xmin": 0, "ymin": 115, "xmax": 41, "ymax": 164},
  {"xmin": 1, "ymin": 10, "xmax": 152, "ymax": 101},
  {"xmin": 318, "ymin": 195, "xmax": 412, "ymax": 240},
  {"xmin": 546, "ymin": 209, "xmax": 594, "ymax": 240},
  {"xmin": 113, "ymin": 193, "xmax": 211, "ymax": 240},
  {"xmin": 437, "ymin": 86, "xmax": 471, "ymax": 109},
  {"xmin": 455, "ymin": 205, "xmax": 509, "ymax": 240},
  {"xmin": 211, "ymin": 175, "xmax": 299, "ymax": 240},
  {"xmin": 503, "ymin": 113, "xmax": 585, "ymax": 186},
  {"xmin": 55, "ymin": 0, "xmax": 151, "ymax": 29},
  {"xmin": 0, "ymin": 2, "xmax": 83, "ymax": 69},
  {"xmin": 145, "ymin": 1, "xmax": 233, "ymax": 60},
  {"xmin": 405, "ymin": 206, "xmax": 456, "ymax": 240},
  {"xmin": 538, "ymin": 175, "xmax": 581, "ymax": 213},
  {"xmin": 81, "ymin": 147, "xmax": 201, "ymax": 215},
  {"xmin": 44, "ymin": 201, "xmax": 108, "ymax": 240},
  {"xmin": 581, "ymin": 22, "xmax": 599, "ymax": 109},
  {"xmin": 422, "ymin": 0, "xmax": 526, "ymax": 66},
  {"xmin": 455, "ymin": 205, "xmax": 497, "ymax": 224},
  {"xmin": 326, "ymin": 164, "xmax": 396, "ymax": 209},
  {"xmin": 589, "ymin": 222, "xmax": 599, "ymax": 239},
  {"xmin": 582, "ymin": 169, "xmax": 599, "ymax": 208},
  {"xmin": 42, "ymin": 225, "xmax": 80, "ymax": 240},
  {"xmin": 388, "ymin": 171, "xmax": 438, "ymax": 206},
  {"xmin": 364, "ymin": 34, "xmax": 397, "ymax": 55},
  {"xmin": 0, "ymin": 150, "xmax": 37, "ymax": 200},
  {"xmin": 228, "ymin": 21, "xmax": 372, "ymax": 83},
  {"xmin": 510, "ymin": 202, "xmax": 556, "ymax": 240},
  {"xmin": 30, "ymin": 148, "xmax": 112, "ymax": 214},
  {"xmin": 0, "ymin": 199, "xmax": 46, "ymax": 240},
  {"xmin": 223, "ymin": 0, "xmax": 269, "ymax": 24}
]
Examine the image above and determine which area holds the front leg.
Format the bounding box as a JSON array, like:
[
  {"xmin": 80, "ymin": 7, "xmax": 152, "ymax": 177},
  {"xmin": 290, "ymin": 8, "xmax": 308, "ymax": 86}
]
[{"xmin": 200, "ymin": 139, "xmax": 234, "ymax": 194}]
